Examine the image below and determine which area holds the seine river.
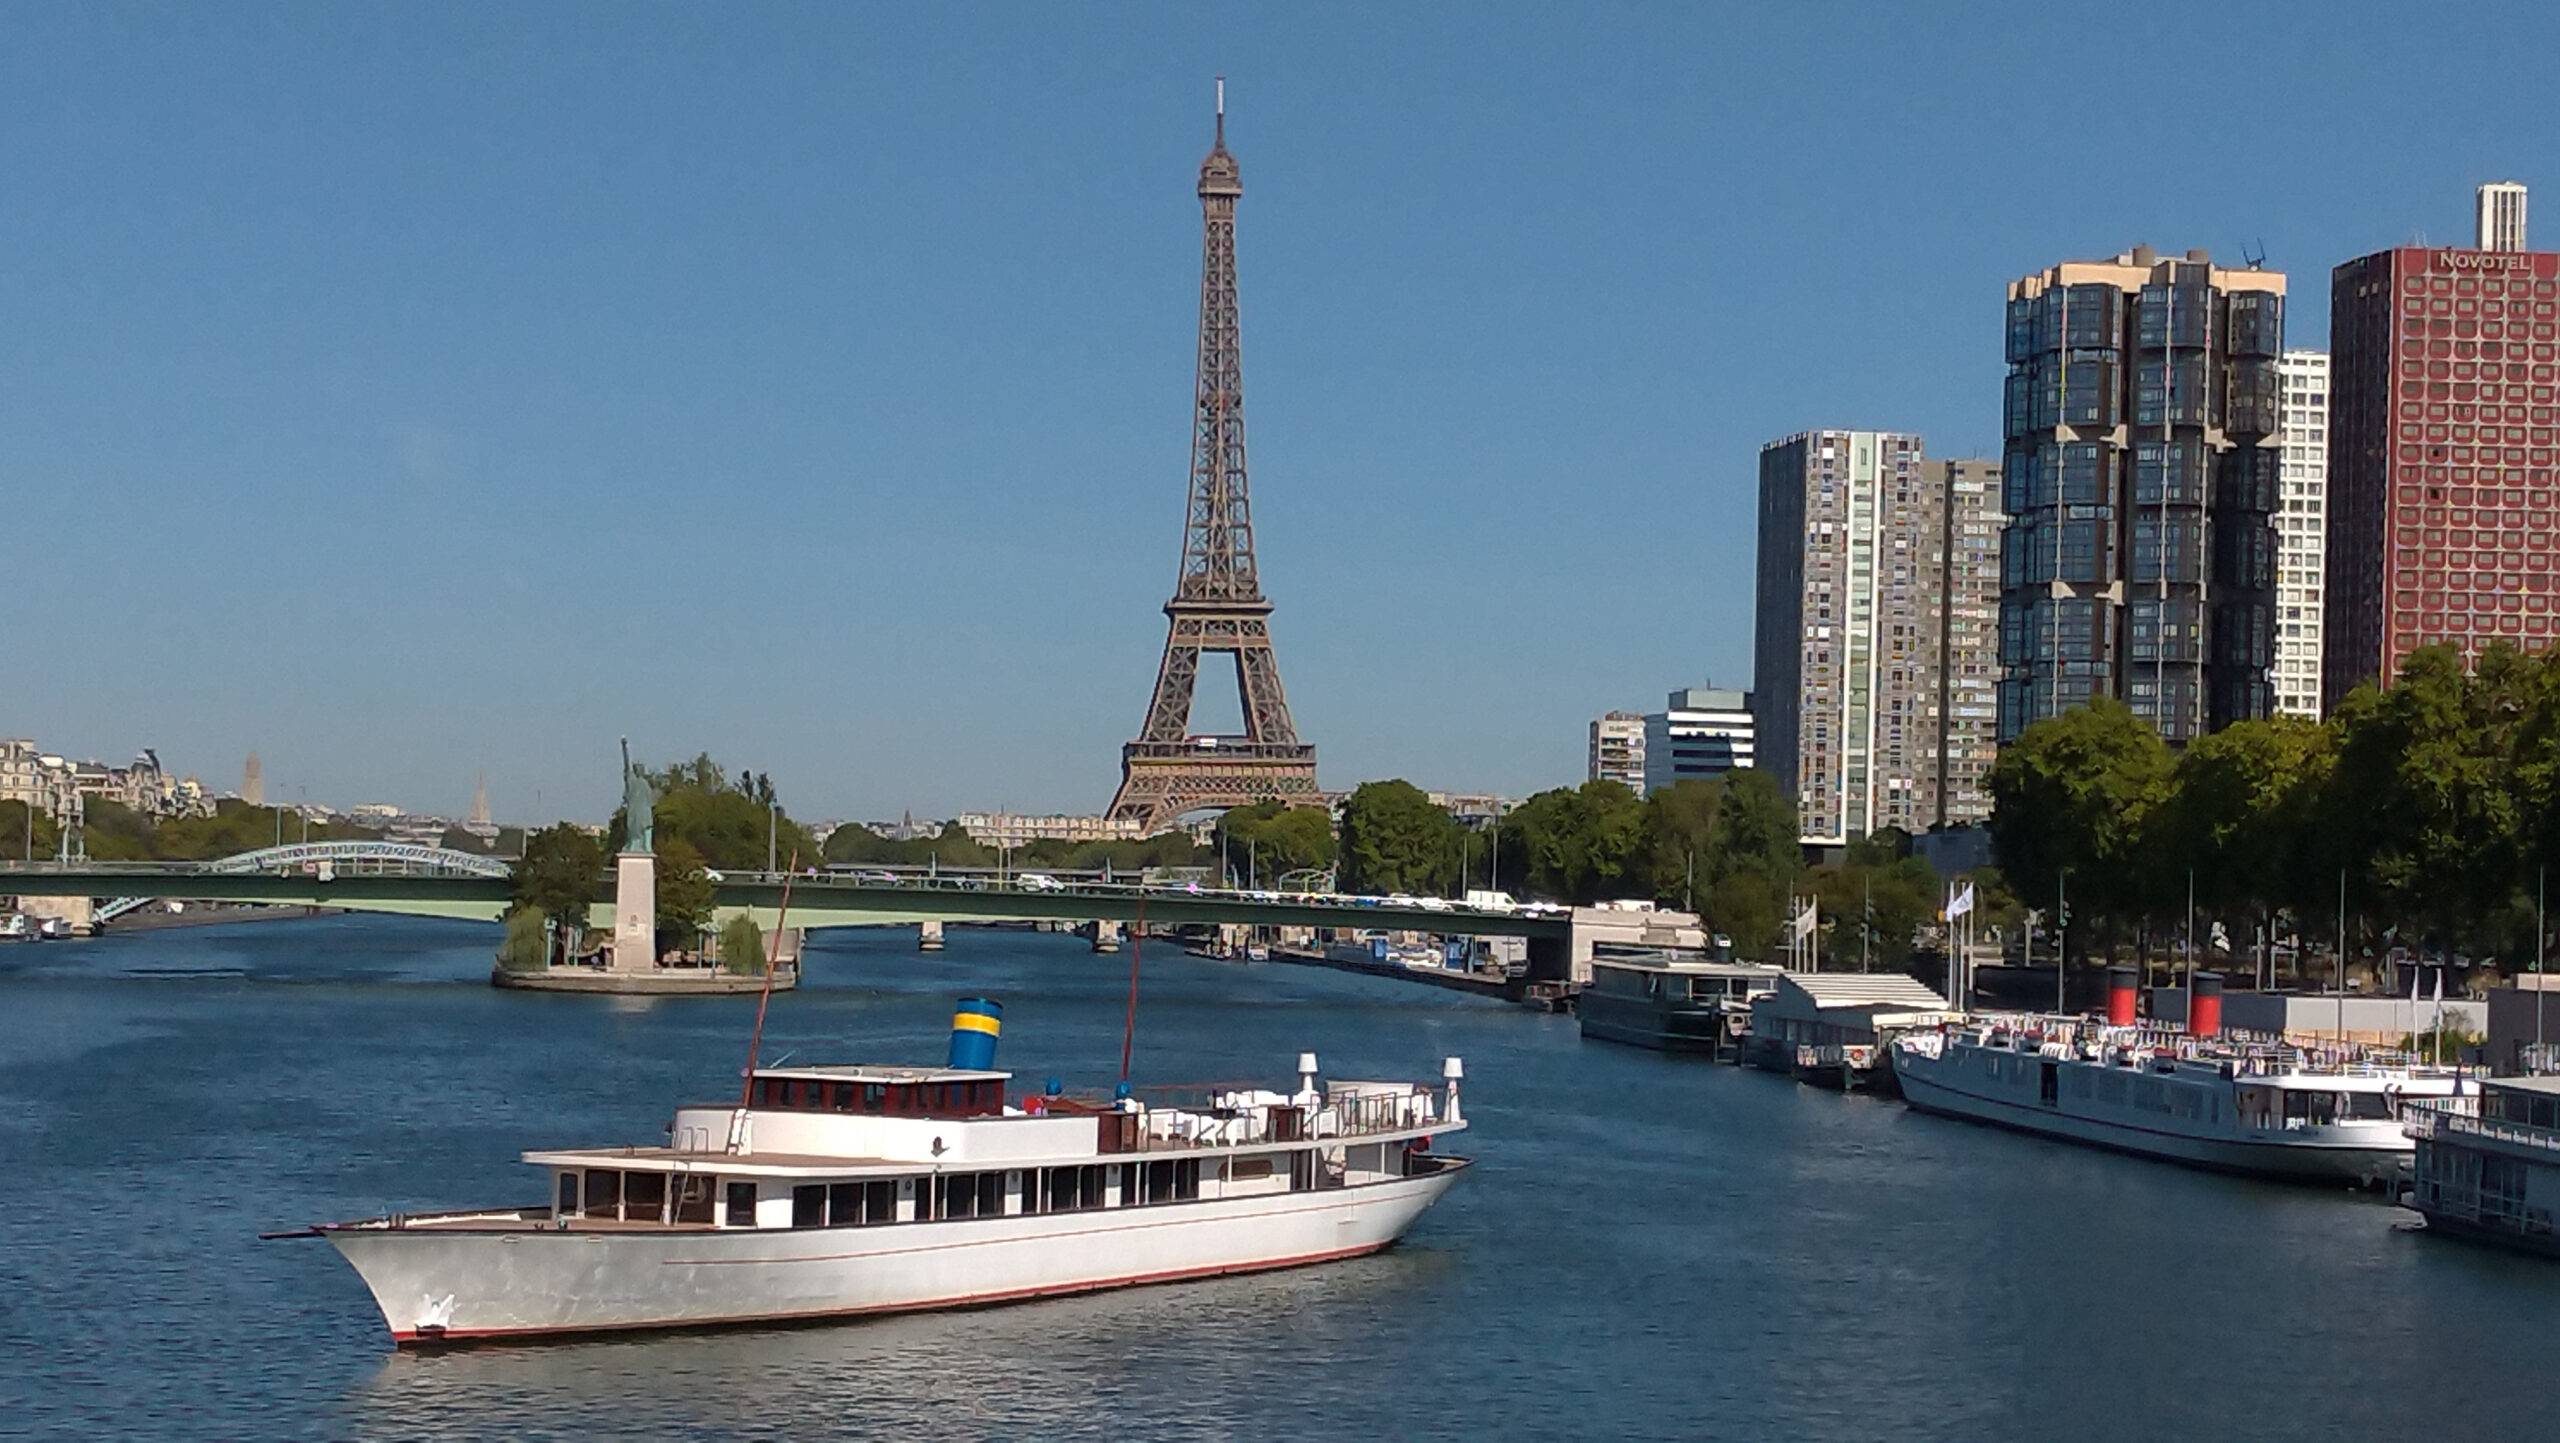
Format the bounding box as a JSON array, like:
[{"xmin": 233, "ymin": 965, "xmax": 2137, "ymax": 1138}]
[{"xmin": 2, "ymin": 915, "xmax": 2554, "ymax": 1439}]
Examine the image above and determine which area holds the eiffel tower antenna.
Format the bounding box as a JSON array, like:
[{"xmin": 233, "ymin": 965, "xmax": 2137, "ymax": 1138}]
[{"xmin": 1105, "ymin": 84, "xmax": 1320, "ymax": 831}]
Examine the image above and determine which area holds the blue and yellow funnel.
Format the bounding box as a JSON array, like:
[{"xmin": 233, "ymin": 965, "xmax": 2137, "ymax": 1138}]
[{"xmin": 947, "ymin": 997, "xmax": 1004, "ymax": 1070}]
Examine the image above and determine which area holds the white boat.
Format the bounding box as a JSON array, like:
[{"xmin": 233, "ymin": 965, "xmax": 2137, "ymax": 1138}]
[
  {"xmin": 1892, "ymin": 1013, "xmax": 2471, "ymax": 1188},
  {"xmin": 305, "ymin": 1000, "xmax": 1471, "ymax": 1345}
]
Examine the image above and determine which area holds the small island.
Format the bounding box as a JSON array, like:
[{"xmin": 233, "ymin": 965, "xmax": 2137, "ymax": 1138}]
[{"xmin": 491, "ymin": 743, "xmax": 800, "ymax": 996}]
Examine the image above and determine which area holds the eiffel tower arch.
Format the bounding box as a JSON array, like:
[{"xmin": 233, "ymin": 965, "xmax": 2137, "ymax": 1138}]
[{"xmin": 1106, "ymin": 88, "xmax": 1321, "ymax": 832}]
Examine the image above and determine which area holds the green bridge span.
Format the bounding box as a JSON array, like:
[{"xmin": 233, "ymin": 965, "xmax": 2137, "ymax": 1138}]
[{"xmin": 0, "ymin": 864, "xmax": 1570, "ymax": 941}]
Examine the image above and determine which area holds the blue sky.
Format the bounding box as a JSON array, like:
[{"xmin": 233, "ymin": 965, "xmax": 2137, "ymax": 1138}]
[{"xmin": 6, "ymin": 2, "xmax": 2555, "ymax": 824}]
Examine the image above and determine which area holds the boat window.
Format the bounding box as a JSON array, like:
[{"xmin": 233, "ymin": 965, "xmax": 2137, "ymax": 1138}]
[
  {"xmin": 557, "ymin": 1173, "xmax": 578, "ymax": 1218},
  {"xmin": 1036, "ymin": 1164, "xmax": 1104, "ymax": 1212},
  {"xmin": 1229, "ymin": 1156, "xmax": 1275, "ymax": 1182},
  {"xmin": 1290, "ymin": 1150, "xmax": 1315, "ymax": 1192},
  {"xmin": 830, "ymin": 1083, "xmax": 854, "ymax": 1113},
  {"xmin": 828, "ymin": 1179, "xmax": 896, "ymax": 1226},
  {"xmin": 724, "ymin": 1181, "xmax": 758, "ymax": 1227},
  {"xmin": 584, "ymin": 1169, "xmax": 622, "ymax": 1219},
  {"xmin": 624, "ymin": 1171, "xmax": 666, "ymax": 1223},
  {"xmin": 864, "ymin": 1083, "xmax": 887, "ymax": 1113},
  {"xmin": 674, "ymin": 1174, "xmax": 717, "ymax": 1225},
  {"xmin": 792, "ymin": 1185, "xmax": 826, "ymax": 1228},
  {"xmin": 1140, "ymin": 1158, "xmax": 1201, "ymax": 1204},
  {"xmin": 980, "ymin": 1172, "xmax": 1005, "ymax": 1216},
  {"xmin": 2343, "ymin": 1092, "xmax": 2393, "ymax": 1121}
]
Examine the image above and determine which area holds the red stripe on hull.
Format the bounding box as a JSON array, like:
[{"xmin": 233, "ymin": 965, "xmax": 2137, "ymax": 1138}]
[{"xmin": 388, "ymin": 1239, "xmax": 1397, "ymax": 1347}]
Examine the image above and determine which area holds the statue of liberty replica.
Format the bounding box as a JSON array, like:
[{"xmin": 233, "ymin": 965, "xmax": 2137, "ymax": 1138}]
[
  {"xmin": 620, "ymin": 737, "xmax": 654, "ymax": 855},
  {"xmin": 612, "ymin": 738, "xmax": 658, "ymax": 971}
]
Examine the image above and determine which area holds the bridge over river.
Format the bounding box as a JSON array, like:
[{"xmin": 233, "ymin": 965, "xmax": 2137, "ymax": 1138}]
[{"xmin": 1, "ymin": 849, "xmax": 1575, "ymax": 961}]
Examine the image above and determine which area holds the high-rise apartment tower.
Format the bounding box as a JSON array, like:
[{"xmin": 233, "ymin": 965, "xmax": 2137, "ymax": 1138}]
[
  {"xmin": 1997, "ymin": 247, "xmax": 2286, "ymax": 744},
  {"xmin": 1933, "ymin": 458, "xmax": 2001, "ymax": 826},
  {"xmin": 1587, "ymin": 712, "xmax": 1646, "ymax": 793},
  {"xmin": 2272, "ymin": 351, "xmax": 2330, "ymax": 717},
  {"xmin": 1755, "ymin": 432, "xmax": 1993, "ymax": 843},
  {"xmin": 2326, "ymin": 222, "xmax": 2560, "ymax": 707},
  {"xmin": 2479, "ymin": 182, "xmax": 2529, "ymax": 254}
]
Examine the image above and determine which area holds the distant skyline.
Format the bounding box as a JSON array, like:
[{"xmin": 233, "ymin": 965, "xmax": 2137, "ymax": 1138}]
[{"xmin": 7, "ymin": 3, "xmax": 2556, "ymax": 825}]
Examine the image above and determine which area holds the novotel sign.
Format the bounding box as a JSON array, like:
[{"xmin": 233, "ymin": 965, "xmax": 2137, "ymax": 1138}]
[{"xmin": 2433, "ymin": 249, "xmax": 2541, "ymax": 273}]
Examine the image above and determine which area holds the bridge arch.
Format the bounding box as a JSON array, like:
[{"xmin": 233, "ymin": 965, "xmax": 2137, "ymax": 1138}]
[{"xmin": 205, "ymin": 841, "xmax": 515, "ymax": 879}]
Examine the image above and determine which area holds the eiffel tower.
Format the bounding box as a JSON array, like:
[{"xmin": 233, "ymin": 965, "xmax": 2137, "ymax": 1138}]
[{"xmin": 1106, "ymin": 86, "xmax": 1320, "ymax": 832}]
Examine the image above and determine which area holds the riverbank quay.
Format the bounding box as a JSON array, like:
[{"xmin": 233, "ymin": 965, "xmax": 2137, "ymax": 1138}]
[{"xmin": 1267, "ymin": 945, "xmax": 1512, "ymax": 1000}]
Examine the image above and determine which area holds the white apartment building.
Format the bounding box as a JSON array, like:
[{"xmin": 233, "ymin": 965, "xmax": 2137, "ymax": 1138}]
[
  {"xmin": 953, "ymin": 812, "xmax": 1156, "ymax": 850},
  {"xmin": 2479, "ymin": 181, "xmax": 2528, "ymax": 253},
  {"xmin": 2274, "ymin": 350, "xmax": 2329, "ymax": 718},
  {"xmin": 1587, "ymin": 712, "xmax": 1646, "ymax": 793},
  {"xmin": 1641, "ymin": 688, "xmax": 1755, "ymax": 795}
]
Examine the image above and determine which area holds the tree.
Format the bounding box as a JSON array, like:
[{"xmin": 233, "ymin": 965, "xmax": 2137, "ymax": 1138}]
[
  {"xmin": 717, "ymin": 914, "xmax": 767, "ymax": 975},
  {"xmin": 513, "ymin": 823, "xmax": 606, "ymax": 932},
  {"xmin": 1986, "ymin": 697, "xmax": 2173, "ymax": 940},
  {"xmin": 497, "ymin": 907, "xmax": 551, "ymax": 972},
  {"xmin": 0, "ymin": 800, "xmax": 58, "ymax": 860},
  {"xmin": 1337, "ymin": 780, "xmax": 1463, "ymax": 895},
  {"xmin": 1709, "ymin": 769, "xmax": 1803, "ymax": 896},
  {"xmin": 1808, "ymin": 852, "xmax": 1939, "ymax": 972},
  {"xmin": 1216, "ymin": 801, "xmax": 1338, "ymax": 882},
  {"xmin": 1502, "ymin": 780, "xmax": 1648, "ymax": 904},
  {"xmin": 654, "ymin": 836, "xmax": 717, "ymax": 957},
  {"xmin": 2146, "ymin": 716, "xmax": 2332, "ymax": 931},
  {"xmin": 1638, "ymin": 778, "xmax": 1724, "ymax": 909},
  {"xmin": 2315, "ymin": 644, "xmax": 2527, "ymax": 960},
  {"xmin": 1709, "ymin": 870, "xmax": 1785, "ymax": 959}
]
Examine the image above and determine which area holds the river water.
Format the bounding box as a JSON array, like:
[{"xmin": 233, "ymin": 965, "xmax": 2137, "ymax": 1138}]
[{"xmin": 1, "ymin": 915, "xmax": 2552, "ymax": 1440}]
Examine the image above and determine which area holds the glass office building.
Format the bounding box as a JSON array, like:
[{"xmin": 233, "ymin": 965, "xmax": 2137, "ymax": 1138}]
[{"xmin": 1997, "ymin": 247, "xmax": 2286, "ymax": 743}]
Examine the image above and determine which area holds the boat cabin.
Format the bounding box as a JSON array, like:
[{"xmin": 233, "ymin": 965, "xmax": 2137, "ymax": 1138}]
[{"xmin": 744, "ymin": 1066, "xmax": 1009, "ymax": 1119}]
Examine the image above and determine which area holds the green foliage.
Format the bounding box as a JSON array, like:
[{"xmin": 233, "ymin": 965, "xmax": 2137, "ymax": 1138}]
[
  {"xmin": 718, "ymin": 913, "xmax": 767, "ymax": 975},
  {"xmin": 150, "ymin": 799, "xmax": 382, "ymax": 860},
  {"xmin": 514, "ymin": 823, "xmax": 606, "ymax": 931},
  {"xmin": 1214, "ymin": 802, "xmax": 1338, "ymax": 883},
  {"xmin": 1457, "ymin": 769, "xmax": 1802, "ymax": 959},
  {"xmin": 2317, "ymin": 646, "xmax": 2528, "ymax": 952},
  {"xmin": 819, "ymin": 820, "xmax": 993, "ymax": 869},
  {"xmin": 0, "ymin": 800, "xmax": 57, "ymax": 860},
  {"xmin": 2146, "ymin": 717, "xmax": 2333, "ymax": 920},
  {"xmin": 1986, "ymin": 697, "xmax": 2173, "ymax": 930},
  {"xmin": 612, "ymin": 753, "xmax": 818, "ymax": 871},
  {"xmin": 1808, "ymin": 854, "xmax": 1941, "ymax": 970},
  {"xmin": 497, "ymin": 907, "xmax": 551, "ymax": 972},
  {"xmin": 1338, "ymin": 780, "xmax": 1464, "ymax": 895},
  {"xmin": 1637, "ymin": 778, "xmax": 1724, "ymax": 908},
  {"xmin": 1503, "ymin": 780, "xmax": 1649, "ymax": 905},
  {"xmin": 1982, "ymin": 642, "xmax": 2560, "ymax": 969},
  {"xmin": 1018, "ymin": 831, "xmax": 1207, "ymax": 873},
  {"xmin": 654, "ymin": 836, "xmax": 717, "ymax": 954}
]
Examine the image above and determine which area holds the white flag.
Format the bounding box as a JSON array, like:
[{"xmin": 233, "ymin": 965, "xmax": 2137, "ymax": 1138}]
[
  {"xmin": 1791, "ymin": 900, "xmax": 1819, "ymax": 940},
  {"xmin": 1945, "ymin": 883, "xmax": 1975, "ymax": 920}
]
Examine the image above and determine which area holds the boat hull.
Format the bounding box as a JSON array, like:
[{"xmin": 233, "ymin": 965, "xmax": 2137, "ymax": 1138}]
[
  {"xmin": 330, "ymin": 1162, "xmax": 1468, "ymax": 1344},
  {"xmin": 1895, "ymin": 1057, "xmax": 2411, "ymax": 1188}
]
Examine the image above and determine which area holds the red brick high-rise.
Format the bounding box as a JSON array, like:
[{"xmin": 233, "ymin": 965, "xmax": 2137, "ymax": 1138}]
[{"xmin": 2325, "ymin": 244, "xmax": 2560, "ymax": 709}]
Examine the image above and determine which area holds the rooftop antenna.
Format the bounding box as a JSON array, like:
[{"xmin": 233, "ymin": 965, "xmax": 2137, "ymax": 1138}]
[
  {"xmin": 2241, "ymin": 237, "xmax": 2267, "ymax": 271},
  {"xmin": 1215, "ymin": 75, "xmax": 1225, "ymax": 147}
]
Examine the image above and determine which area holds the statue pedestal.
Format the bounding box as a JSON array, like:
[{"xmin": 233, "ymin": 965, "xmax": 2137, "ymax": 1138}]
[{"xmin": 612, "ymin": 852, "xmax": 656, "ymax": 972}]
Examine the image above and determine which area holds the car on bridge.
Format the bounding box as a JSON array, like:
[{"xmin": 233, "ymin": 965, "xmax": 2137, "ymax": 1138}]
[{"xmin": 1016, "ymin": 873, "xmax": 1065, "ymax": 892}]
